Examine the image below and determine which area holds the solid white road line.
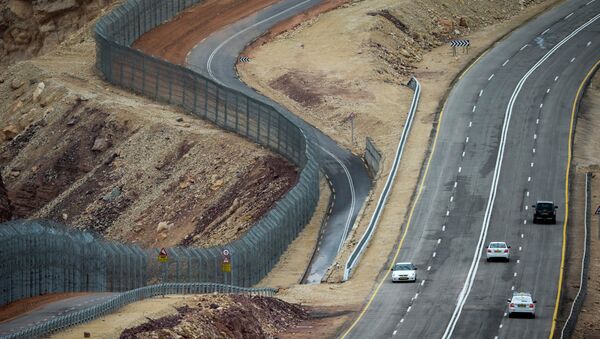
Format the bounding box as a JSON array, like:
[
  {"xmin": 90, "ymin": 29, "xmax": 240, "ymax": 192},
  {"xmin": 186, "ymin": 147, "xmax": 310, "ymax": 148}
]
[
  {"xmin": 442, "ymin": 14, "xmax": 600, "ymax": 339},
  {"xmin": 319, "ymin": 146, "xmax": 357, "ymax": 254},
  {"xmin": 206, "ymin": 0, "xmax": 314, "ymax": 84}
]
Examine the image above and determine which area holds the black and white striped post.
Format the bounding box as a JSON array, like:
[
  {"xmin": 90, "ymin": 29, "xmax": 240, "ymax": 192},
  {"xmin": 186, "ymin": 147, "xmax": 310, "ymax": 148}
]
[{"xmin": 450, "ymin": 39, "xmax": 470, "ymax": 56}]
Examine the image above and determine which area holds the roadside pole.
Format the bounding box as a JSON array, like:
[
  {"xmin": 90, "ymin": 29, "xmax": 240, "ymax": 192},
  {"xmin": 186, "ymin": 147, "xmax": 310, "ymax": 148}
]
[
  {"xmin": 158, "ymin": 248, "xmax": 168, "ymax": 297},
  {"xmin": 222, "ymin": 249, "xmax": 231, "ymax": 292}
]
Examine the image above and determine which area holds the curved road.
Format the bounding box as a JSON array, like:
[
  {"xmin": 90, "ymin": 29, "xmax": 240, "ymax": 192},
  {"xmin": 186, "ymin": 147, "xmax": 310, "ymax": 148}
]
[
  {"xmin": 185, "ymin": 0, "xmax": 372, "ymax": 284},
  {"xmin": 343, "ymin": 0, "xmax": 599, "ymax": 338},
  {"xmin": 0, "ymin": 293, "xmax": 117, "ymax": 337}
]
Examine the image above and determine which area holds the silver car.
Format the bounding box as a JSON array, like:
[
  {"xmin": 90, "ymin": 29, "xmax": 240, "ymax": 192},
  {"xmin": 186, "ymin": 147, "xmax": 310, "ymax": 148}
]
[
  {"xmin": 507, "ymin": 292, "xmax": 536, "ymax": 318},
  {"xmin": 391, "ymin": 262, "xmax": 417, "ymax": 282},
  {"xmin": 486, "ymin": 241, "xmax": 510, "ymax": 262}
]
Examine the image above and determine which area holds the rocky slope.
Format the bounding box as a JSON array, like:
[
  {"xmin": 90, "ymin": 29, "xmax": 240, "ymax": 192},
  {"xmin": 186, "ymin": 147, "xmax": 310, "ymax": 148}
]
[
  {"xmin": 0, "ymin": 0, "xmax": 115, "ymax": 69},
  {"xmin": 0, "ymin": 5, "xmax": 297, "ymax": 248},
  {"xmin": 120, "ymin": 294, "xmax": 308, "ymax": 339}
]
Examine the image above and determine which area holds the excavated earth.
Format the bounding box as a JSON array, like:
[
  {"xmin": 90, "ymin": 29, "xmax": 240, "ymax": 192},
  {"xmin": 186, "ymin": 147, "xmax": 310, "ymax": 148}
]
[
  {"xmin": 119, "ymin": 294, "xmax": 308, "ymax": 339},
  {"xmin": 0, "ymin": 0, "xmax": 298, "ymax": 248}
]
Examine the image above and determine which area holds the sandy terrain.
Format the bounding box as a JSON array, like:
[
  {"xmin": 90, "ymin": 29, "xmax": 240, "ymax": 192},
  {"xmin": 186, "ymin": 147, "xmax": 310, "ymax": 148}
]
[{"xmin": 571, "ymin": 71, "xmax": 600, "ymax": 338}]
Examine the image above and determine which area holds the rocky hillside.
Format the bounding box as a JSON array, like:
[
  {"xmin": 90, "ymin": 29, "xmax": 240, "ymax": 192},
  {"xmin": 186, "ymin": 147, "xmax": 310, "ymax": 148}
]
[
  {"xmin": 120, "ymin": 294, "xmax": 308, "ymax": 339},
  {"xmin": 0, "ymin": 6, "xmax": 297, "ymax": 248},
  {"xmin": 0, "ymin": 0, "xmax": 115, "ymax": 69}
]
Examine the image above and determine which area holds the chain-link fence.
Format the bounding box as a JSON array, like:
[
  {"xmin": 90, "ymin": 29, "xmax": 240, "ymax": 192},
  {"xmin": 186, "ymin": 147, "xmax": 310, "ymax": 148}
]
[{"xmin": 0, "ymin": 0, "xmax": 320, "ymax": 306}]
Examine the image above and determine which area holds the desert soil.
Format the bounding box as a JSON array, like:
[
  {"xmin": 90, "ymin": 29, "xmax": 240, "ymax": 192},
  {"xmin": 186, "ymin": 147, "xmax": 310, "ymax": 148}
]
[
  {"xmin": 570, "ymin": 71, "xmax": 600, "ymax": 338},
  {"xmin": 60, "ymin": 1, "xmax": 567, "ymax": 338},
  {"xmin": 0, "ymin": 1, "xmax": 298, "ymax": 249}
]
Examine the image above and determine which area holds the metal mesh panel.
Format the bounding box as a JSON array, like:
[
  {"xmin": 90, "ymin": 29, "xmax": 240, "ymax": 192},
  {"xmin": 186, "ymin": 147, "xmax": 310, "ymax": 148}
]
[
  {"xmin": 93, "ymin": 0, "xmax": 320, "ymax": 288},
  {"xmin": 0, "ymin": 0, "xmax": 320, "ymax": 306}
]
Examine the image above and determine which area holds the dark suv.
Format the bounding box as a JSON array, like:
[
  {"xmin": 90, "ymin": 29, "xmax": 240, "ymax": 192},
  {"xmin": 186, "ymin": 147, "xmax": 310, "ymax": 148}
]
[{"xmin": 532, "ymin": 201, "xmax": 557, "ymax": 224}]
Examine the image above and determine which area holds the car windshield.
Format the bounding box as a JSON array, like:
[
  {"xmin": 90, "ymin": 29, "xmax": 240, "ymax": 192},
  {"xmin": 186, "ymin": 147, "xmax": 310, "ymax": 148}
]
[
  {"xmin": 512, "ymin": 296, "xmax": 532, "ymax": 303},
  {"xmin": 489, "ymin": 243, "xmax": 506, "ymax": 248},
  {"xmin": 537, "ymin": 203, "xmax": 554, "ymax": 211},
  {"xmin": 394, "ymin": 264, "xmax": 413, "ymax": 271}
]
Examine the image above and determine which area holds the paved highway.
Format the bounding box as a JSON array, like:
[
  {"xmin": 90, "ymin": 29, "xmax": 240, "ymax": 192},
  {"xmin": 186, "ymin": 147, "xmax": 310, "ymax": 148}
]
[
  {"xmin": 343, "ymin": 0, "xmax": 600, "ymax": 338},
  {"xmin": 185, "ymin": 0, "xmax": 373, "ymax": 284},
  {"xmin": 0, "ymin": 293, "xmax": 117, "ymax": 337}
]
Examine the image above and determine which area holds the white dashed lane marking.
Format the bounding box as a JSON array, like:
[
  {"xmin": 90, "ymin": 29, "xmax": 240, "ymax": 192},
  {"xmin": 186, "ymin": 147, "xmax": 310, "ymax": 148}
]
[
  {"xmin": 586, "ymin": 0, "xmax": 596, "ymax": 5},
  {"xmin": 536, "ymin": 118, "xmax": 539, "ymax": 124},
  {"xmin": 393, "ymin": 330, "xmax": 398, "ymax": 335},
  {"xmin": 454, "ymin": 181, "xmax": 458, "ymax": 188},
  {"xmin": 546, "ymin": 88, "xmax": 550, "ymax": 94},
  {"xmin": 446, "ymin": 210, "xmax": 450, "ymax": 216},
  {"xmin": 528, "ymin": 177, "xmax": 531, "ymax": 182},
  {"xmin": 479, "ymin": 89, "xmax": 484, "ymax": 97},
  {"xmin": 462, "ymin": 151, "xmax": 465, "ymax": 158},
  {"xmin": 466, "ymin": 137, "xmax": 469, "ymax": 143},
  {"xmin": 587, "ymin": 41, "xmax": 592, "ymax": 47},
  {"xmin": 427, "ymin": 266, "xmax": 431, "ymax": 271},
  {"xmin": 525, "ymin": 205, "xmax": 529, "ymax": 210},
  {"xmin": 502, "ymin": 59, "xmax": 509, "ymax": 67},
  {"xmin": 527, "ymin": 191, "xmax": 530, "ymax": 196},
  {"xmin": 472, "ymin": 105, "xmax": 477, "ymax": 112},
  {"xmin": 521, "ymin": 233, "xmax": 524, "ymax": 238},
  {"xmin": 469, "ymin": 121, "xmax": 472, "ymax": 127},
  {"xmin": 511, "ymin": 286, "xmax": 515, "ymax": 291},
  {"xmin": 534, "ymin": 133, "xmax": 537, "ymax": 139},
  {"xmin": 539, "ymin": 103, "xmax": 543, "ymax": 108},
  {"xmin": 421, "ymin": 280, "xmax": 426, "ymax": 286},
  {"xmin": 523, "ymin": 220, "xmax": 527, "ymax": 224},
  {"xmin": 555, "ymin": 75, "xmax": 559, "ymax": 81},
  {"xmin": 565, "ymin": 13, "xmax": 574, "ymax": 20},
  {"xmin": 500, "ymin": 324, "xmax": 503, "ymax": 329},
  {"xmin": 542, "ymin": 28, "xmax": 550, "ymax": 35},
  {"xmin": 458, "ymin": 166, "xmax": 462, "ymax": 173},
  {"xmin": 451, "ymin": 195, "xmax": 454, "ymax": 202},
  {"xmin": 401, "ymin": 318, "xmax": 405, "ymax": 323},
  {"xmin": 438, "ymin": 238, "xmax": 442, "ymax": 244},
  {"xmin": 533, "ymin": 148, "xmax": 536, "ymax": 154},
  {"xmin": 433, "ymin": 252, "xmax": 437, "ymax": 258},
  {"xmin": 442, "ymin": 225, "xmax": 446, "ymax": 231},
  {"xmin": 519, "ymin": 246, "xmax": 522, "ymax": 251},
  {"xmin": 488, "ymin": 74, "xmax": 495, "ymax": 81},
  {"xmin": 531, "ymin": 162, "xmax": 534, "ymax": 167},
  {"xmin": 571, "ymin": 57, "xmax": 576, "ymax": 63},
  {"xmin": 520, "ymin": 44, "xmax": 528, "ymax": 51},
  {"xmin": 517, "ymin": 259, "xmax": 520, "ymax": 264},
  {"xmin": 407, "ymin": 306, "xmax": 412, "ymax": 313}
]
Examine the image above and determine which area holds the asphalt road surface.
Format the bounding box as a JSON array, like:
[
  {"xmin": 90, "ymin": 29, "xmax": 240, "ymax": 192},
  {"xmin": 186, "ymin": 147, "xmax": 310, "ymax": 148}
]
[
  {"xmin": 0, "ymin": 293, "xmax": 117, "ymax": 337},
  {"xmin": 343, "ymin": 1, "xmax": 600, "ymax": 338},
  {"xmin": 185, "ymin": 0, "xmax": 372, "ymax": 284}
]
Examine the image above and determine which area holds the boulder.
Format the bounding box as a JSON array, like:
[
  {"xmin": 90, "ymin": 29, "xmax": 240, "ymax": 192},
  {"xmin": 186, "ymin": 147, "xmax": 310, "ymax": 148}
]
[
  {"xmin": 8, "ymin": 0, "xmax": 33, "ymax": 20},
  {"xmin": 32, "ymin": 82, "xmax": 45, "ymax": 102},
  {"xmin": 91, "ymin": 137, "xmax": 109, "ymax": 152},
  {"xmin": 2, "ymin": 124, "xmax": 20, "ymax": 140}
]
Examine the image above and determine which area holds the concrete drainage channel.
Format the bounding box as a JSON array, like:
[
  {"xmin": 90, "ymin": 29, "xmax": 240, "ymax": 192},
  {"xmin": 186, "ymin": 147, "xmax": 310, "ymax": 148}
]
[
  {"xmin": 2, "ymin": 283, "xmax": 275, "ymax": 339},
  {"xmin": 343, "ymin": 77, "xmax": 421, "ymax": 281}
]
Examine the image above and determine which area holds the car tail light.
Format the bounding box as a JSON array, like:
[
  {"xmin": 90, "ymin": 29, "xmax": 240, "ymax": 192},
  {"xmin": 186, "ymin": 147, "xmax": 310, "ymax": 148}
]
[
  {"xmin": 487, "ymin": 249, "xmax": 492, "ymax": 253},
  {"xmin": 529, "ymin": 304, "xmax": 534, "ymax": 308},
  {"xmin": 510, "ymin": 303, "xmax": 514, "ymax": 308},
  {"xmin": 504, "ymin": 249, "xmax": 509, "ymax": 253}
]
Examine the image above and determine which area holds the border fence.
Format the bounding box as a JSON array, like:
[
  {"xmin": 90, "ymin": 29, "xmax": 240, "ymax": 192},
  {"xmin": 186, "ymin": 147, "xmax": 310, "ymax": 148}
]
[{"xmin": 1, "ymin": 0, "xmax": 320, "ymax": 306}]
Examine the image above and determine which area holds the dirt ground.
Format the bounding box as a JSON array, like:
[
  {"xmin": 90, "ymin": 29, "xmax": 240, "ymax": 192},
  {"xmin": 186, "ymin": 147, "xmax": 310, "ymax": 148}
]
[
  {"xmin": 0, "ymin": 9, "xmax": 298, "ymax": 248},
  {"xmin": 570, "ymin": 72, "xmax": 600, "ymax": 338},
  {"xmin": 133, "ymin": 0, "xmax": 281, "ymax": 65},
  {"xmin": 0, "ymin": 293, "xmax": 88, "ymax": 323}
]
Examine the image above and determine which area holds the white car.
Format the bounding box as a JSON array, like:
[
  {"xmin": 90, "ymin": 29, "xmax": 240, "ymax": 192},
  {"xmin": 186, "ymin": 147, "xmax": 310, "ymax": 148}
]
[
  {"xmin": 391, "ymin": 262, "xmax": 417, "ymax": 282},
  {"xmin": 486, "ymin": 241, "xmax": 510, "ymax": 262},
  {"xmin": 507, "ymin": 292, "xmax": 536, "ymax": 318}
]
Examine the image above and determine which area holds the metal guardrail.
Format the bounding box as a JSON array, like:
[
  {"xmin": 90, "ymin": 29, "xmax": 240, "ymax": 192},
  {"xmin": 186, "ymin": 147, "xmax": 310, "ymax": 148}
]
[
  {"xmin": 559, "ymin": 172, "xmax": 591, "ymax": 339},
  {"xmin": 343, "ymin": 77, "xmax": 421, "ymax": 281},
  {"xmin": 2, "ymin": 283, "xmax": 276, "ymax": 339}
]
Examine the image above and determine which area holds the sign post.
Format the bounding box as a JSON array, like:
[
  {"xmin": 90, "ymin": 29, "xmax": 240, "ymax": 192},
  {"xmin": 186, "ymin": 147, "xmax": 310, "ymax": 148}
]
[
  {"xmin": 222, "ymin": 249, "xmax": 231, "ymax": 291},
  {"xmin": 158, "ymin": 248, "xmax": 168, "ymax": 297}
]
